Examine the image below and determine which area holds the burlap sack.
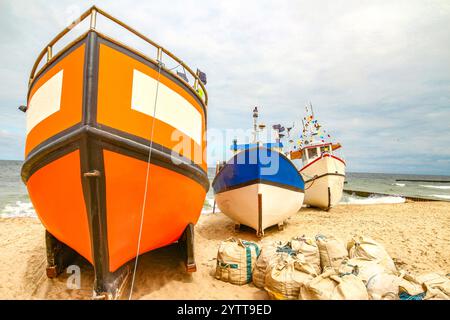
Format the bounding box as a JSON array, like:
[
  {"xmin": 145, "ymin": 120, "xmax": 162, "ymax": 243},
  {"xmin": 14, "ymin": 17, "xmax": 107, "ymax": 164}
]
[
  {"xmin": 291, "ymin": 236, "xmax": 321, "ymax": 274},
  {"xmin": 398, "ymin": 273, "xmax": 425, "ymax": 297},
  {"xmin": 252, "ymin": 241, "xmax": 290, "ymax": 289},
  {"xmin": 299, "ymin": 269, "xmax": 369, "ymax": 300},
  {"xmin": 347, "ymin": 235, "xmax": 397, "ymax": 273},
  {"xmin": 264, "ymin": 255, "xmax": 318, "ymax": 300},
  {"xmin": 398, "ymin": 272, "xmax": 449, "ymax": 300},
  {"xmin": 339, "ymin": 258, "xmax": 400, "ymax": 300},
  {"xmin": 419, "ymin": 273, "xmax": 450, "ymax": 300},
  {"xmin": 215, "ymin": 238, "xmax": 260, "ymax": 285},
  {"xmin": 316, "ymin": 235, "xmax": 348, "ymax": 270}
]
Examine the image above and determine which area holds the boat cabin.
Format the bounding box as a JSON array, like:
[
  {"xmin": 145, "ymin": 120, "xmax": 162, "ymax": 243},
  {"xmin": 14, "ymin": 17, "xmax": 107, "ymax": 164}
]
[
  {"xmin": 302, "ymin": 142, "xmax": 332, "ymax": 165},
  {"xmin": 290, "ymin": 141, "xmax": 341, "ymax": 165}
]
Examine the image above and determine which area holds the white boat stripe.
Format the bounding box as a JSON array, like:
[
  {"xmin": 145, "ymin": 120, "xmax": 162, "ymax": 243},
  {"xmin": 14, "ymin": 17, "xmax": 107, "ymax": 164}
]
[
  {"xmin": 26, "ymin": 70, "xmax": 64, "ymax": 134},
  {"xmin": 131, "ymin": 69, "xmax": 202, "ymax": 145}
]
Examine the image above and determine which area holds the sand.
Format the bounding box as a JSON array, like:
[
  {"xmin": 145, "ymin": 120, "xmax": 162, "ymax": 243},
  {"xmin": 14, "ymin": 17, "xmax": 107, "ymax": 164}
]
[{"xmin": 0, "ymin": 201, "xmax": 449, "ymax": 300}]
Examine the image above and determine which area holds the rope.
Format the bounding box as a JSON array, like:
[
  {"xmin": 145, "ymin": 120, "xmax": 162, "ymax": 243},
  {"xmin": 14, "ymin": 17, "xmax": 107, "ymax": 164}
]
[
  {"xmin": 168, "ymin": 63, "xmax": 181, "ymax": 71},
  {"xmin": 128, "ymin": 61, "xmax": 163, "ymax": 300},
  {"xmin": 305, "ymin": 175, "xmax": 318, "ymax": 191}
]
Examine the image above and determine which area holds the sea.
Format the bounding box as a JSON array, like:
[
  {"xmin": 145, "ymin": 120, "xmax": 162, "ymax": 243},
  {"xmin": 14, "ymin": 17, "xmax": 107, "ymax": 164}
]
[{"xmin": 1, "ymin": 160, "xmax": 449, "ymax": 218}]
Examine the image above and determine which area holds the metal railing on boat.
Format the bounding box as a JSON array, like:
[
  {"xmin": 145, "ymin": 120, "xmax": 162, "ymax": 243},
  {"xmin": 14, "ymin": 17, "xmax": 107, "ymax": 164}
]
[{"xmin": 28, "ymin": 6, "xmax": 208, "ymax": 105}]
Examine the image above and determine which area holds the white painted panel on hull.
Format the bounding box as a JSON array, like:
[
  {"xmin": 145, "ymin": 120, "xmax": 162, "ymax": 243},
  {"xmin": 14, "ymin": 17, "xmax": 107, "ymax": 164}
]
[
  {"xmin": 131, "ymin": 69, "xmax": 202, "ymax": 145},
  {"xmin": 27, "ymin": 70, "xmax": 64, "ymax": 134}
]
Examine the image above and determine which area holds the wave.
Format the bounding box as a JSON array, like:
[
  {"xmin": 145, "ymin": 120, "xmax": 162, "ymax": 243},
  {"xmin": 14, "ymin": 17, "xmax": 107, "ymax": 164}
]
[
  {"xmin": 340, "ymin": 193, "xmax": 405, "ymax": 205},
  {"xmin": 393, "ymin": 183, "xmax": 405, "ymax": 187},
  {"xmin": 420, "ymin": 185, "xmax": 450, "ymax": 190},
  {"xmin": 1, "ymin": 201, "xmax": 36, "ymax": 218},
  {"xmin": 432, "ymin": 194, "xmax": 450, "ymax": 200}
]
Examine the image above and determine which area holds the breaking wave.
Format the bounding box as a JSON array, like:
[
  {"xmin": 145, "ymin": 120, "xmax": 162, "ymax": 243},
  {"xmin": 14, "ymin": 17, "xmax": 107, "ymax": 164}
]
[
  {"xmin": 394, "ymin": 183, "xmax": 405, "ymax": 187},
  {"xmin": 1, "ymin": 201, "xmax": 36, "ymax": 218},
  {"xmin": 340, "ymin": 193, "xmax": 405, "ymax": 205},
  {"xmin": 432, "ymin": 194, "xmax": 450, "ymax": 200},
  {"xmin": 420, "ymin": 185, "xmax": 450, "ymax": 190}
]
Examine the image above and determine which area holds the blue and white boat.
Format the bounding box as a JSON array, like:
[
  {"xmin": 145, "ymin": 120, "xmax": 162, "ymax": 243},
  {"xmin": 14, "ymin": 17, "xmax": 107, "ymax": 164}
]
[{"xmin": 212, "ymin": 108, "xmax": 305, "ymax": 236}]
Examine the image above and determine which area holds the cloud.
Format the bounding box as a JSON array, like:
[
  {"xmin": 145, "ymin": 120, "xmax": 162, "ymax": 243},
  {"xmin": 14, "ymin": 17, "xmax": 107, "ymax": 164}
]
[{"xmin": 0, "ymin": 0, "xmax": 449, "ymax": 174}]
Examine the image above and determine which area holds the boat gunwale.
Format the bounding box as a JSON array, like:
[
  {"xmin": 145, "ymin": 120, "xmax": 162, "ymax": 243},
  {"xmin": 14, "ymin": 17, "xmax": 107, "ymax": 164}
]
[
  {"xmin": 27, "ymin": 6, "xmax": 208, "ymax": 105},
  {"xmin": 300, "ymin": 153, "xmax": 346, "ymax": 172},
  {"xmin": 27, "ymin": 30, "xmax": 208, "ymax": 116},
  {"xmin": 27, "ymin": 32, "xmax": 89, "ymax": 102}
]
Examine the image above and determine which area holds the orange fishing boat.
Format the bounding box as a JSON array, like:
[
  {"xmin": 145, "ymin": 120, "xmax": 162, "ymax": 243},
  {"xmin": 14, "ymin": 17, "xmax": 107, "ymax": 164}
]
[{"xmin": 20, "ymin": 6, "xmax": 209, "ymax": 299}]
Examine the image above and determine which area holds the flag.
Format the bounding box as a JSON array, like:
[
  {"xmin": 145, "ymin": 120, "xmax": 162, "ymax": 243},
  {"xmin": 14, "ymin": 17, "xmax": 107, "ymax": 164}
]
[
  {"xmin": 197, "ymin": 69, "xmax": 207, "ymax": 84},
  {"xmin": 177, "ymin": 71, "xmax": 189, "ymax": 83},
  {"xmin": 272, "ymin": 124, "xmax": 281, "ymax": 130}
]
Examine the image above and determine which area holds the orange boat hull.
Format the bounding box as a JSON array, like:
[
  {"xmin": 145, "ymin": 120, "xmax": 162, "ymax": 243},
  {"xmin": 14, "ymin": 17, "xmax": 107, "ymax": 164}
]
[{"xmin": 22, "ymin": 30, "xmax": 208, "ymax": 298}]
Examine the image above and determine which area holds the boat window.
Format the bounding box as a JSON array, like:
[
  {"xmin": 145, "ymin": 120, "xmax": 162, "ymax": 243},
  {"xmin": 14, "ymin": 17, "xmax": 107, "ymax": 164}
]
[
  {"xmin": 307, "ymin": 147, "xmax": 318, "ymax": 159},
  {"xmin": 321, "ymin": 145, "xmax": 331, "ymax": 155}
]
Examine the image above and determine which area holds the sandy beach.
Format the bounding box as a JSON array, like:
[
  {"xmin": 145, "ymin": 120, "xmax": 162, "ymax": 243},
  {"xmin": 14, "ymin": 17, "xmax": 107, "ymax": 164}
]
[{"xmin": 0, "ymin": 201, "xmax": 449, "ymax": 300}]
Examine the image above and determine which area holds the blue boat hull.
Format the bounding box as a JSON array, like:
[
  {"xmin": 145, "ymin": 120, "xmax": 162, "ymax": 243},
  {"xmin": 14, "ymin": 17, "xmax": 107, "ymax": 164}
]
[{"xmin": 212, "ymin": 147, "xmax": 304, "ymax": 235}]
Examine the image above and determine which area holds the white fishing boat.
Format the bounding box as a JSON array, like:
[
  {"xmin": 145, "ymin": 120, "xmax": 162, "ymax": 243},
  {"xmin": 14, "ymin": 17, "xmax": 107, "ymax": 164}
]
[
  {"xmin": 289, "ymin": 104, "xmax": 346, "ymax": 210},
  {"xmin": 212, "ymin": 107, "xmax": 305, "ymax": 236}
]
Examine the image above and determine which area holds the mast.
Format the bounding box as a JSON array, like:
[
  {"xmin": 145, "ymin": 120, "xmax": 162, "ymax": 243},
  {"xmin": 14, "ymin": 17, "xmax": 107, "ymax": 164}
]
[{"xmin": 252, "ymin": 106, "xmax": 259, "ymax": 143}]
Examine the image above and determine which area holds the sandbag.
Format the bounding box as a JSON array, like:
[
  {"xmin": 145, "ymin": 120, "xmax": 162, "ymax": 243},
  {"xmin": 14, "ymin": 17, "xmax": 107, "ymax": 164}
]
[
  {"xmin": 347, "ymin": 235, "xmax": 397, "ymax": 273},
  {"xmin": 398, "ymin": 273, "xmax": 425, "ymax": 297},
  {"xmin": 299, "ymin": 269, "xmax": 369, "ymax": 300},
  {"xmin": 291, "ymin": 236, "xmax": 321, "ymax": 274},
  {"xmin": 252, "ymin": 241, "xmax": 290, "ymax": 289},
  {"xmin": 419, "ymin": 273, "xmax": 450, "ymax": 300},
  {"xmin": 316, "ymin": 234, "xmax": 348, "ymax": 271},
  {"xmin": 339, "ymin": 258, "xmax": 400, "ymax": 300},
  {"xmin": 264, "ymin": 255, "xmax": 318, "ymax": 300},
  {"xmin": 398, "ymin": 272, "xmax": 449, "ymax": 300},
  {"xmin": 215, "ymin": 238, "xmax": 260, "ymax": 285}
]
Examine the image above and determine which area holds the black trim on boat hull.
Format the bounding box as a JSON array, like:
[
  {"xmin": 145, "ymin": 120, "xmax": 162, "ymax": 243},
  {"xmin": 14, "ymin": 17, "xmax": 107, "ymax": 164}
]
[
  {"xmin": 214, "ymin": 179, "xmax": 304, "ymax": 195},
  {"xmin": 21, "ymin": 125, "xmax": 210, "ymax": 192},
  {"xmin": 304, "ymin": 172, "xmax": 346, "ymax": 184}
]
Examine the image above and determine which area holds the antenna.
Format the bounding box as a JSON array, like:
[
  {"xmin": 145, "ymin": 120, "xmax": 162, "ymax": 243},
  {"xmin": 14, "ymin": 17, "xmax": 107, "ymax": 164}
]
[{"xmin": 252, "ymin": 106, "xmax": 259, "ymax": 143}]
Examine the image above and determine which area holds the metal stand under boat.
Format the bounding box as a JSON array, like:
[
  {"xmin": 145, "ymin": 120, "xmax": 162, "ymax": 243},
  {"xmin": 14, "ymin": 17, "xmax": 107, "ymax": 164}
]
[
  {"xmin": 45, "ymin": 230, "xmax": 78, "ymax": 278},
  {"xmin": 179, "ymin": 223, "xmax": 197, "ymax": 273}
]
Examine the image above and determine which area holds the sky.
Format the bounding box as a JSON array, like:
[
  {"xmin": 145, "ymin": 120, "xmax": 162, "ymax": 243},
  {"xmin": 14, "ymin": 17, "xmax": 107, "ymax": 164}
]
[{"xmin": 0, "ymin": 0, "xmax": 449, "ymax": 174}]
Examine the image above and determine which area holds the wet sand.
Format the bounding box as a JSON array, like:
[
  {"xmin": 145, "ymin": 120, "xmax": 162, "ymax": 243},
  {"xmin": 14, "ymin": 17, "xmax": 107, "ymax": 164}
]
[{"xmin": 0, "ymin": 201, "xmax": 449, "ymax": 299}]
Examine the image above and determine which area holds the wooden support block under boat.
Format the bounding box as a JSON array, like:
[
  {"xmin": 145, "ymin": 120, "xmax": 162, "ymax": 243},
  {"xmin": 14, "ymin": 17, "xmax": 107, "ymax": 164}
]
[
  {"xmin": 45, "ymin": 230, "xmax": 78, "ymax": 278},
  {"xmin": 257, "ymin": 193, "xmax": 263, "ymax": 238}
]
